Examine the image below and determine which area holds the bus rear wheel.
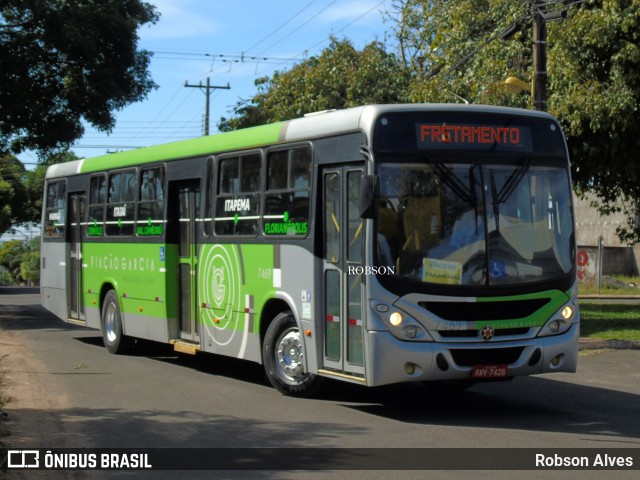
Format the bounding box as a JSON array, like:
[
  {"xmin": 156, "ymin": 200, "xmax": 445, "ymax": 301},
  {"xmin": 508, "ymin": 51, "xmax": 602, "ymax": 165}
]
[
  {"xmin": 101, "ymin": 290, "xmax": 135, "ymax": 354},
  {"xmin": 263, "ymin": 312, "xmax": 322, "ymax": 397}
]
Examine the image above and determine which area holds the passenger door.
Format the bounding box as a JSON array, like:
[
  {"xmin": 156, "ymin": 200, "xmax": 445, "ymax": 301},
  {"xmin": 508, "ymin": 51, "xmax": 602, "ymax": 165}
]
[
  {"xmin": 68, "ymin": 193, "xmax": 86, "ymax": 322},
  {"xmin": 321, "ymin": 164, "xmax": 365, "ymax": 376},
  {"xmin": 170, "ymin": 180, "xmax": 200, "ymax": 343}
]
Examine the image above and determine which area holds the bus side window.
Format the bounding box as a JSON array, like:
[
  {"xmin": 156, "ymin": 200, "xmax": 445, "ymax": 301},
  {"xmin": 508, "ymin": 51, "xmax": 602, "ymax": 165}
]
[
  {"xmin": 44, "ymin": 181, "xmax": 66, "ymax": 239},
  {"xmin": 264, "ymin": 146, "xmax": 311, "ymax": 237},
  {"xmin": 106, "ymin": 170, "xmax": 136, "ymax": 236},
  {"xmin": 137, "ymin": 166, "xmax": 165, "ymax": 237},
  {"xmin": 215, "ymin": 153, "xmax": 261, "ymax": 236},
  {"xmin": 87, "ymin": 175, "xmax": 106, "ymax": 237}
]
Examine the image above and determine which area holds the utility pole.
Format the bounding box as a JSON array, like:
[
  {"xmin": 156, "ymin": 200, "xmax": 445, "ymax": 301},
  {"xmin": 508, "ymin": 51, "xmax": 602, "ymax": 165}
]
[
  {"xmin": 532, "ymin": 1, "xmax": 548, "ymax": 111},
  {"xmin": 184, "ymin": 77, "xmax": 230, "ymax": 135},
  {"xmin": 531, "ymin": 1, "xmax": 566, "ymax": 111}
]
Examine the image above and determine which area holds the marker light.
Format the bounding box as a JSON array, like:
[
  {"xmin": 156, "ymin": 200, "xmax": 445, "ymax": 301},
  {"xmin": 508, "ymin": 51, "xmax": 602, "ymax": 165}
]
[
  {"xmin": 561, "ymin": 306, "xmax": 573, "ymax": 320},
  {"xmin": 389, "ymin": 312, "xmax": 403, "ymax": 326}
]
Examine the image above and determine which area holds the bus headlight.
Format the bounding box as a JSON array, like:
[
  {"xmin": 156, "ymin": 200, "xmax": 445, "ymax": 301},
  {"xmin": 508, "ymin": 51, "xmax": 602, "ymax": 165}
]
[
  {"xmin": 389, "ymin": 312, "xmax": 403, "ymax": 326},
  {"xmin": 561, "ymin": 306, "xmax": 573, "ymax": 320},
  {"xmin": 371, "ymin": 304, "xmax": 433, "ymax": 342}
]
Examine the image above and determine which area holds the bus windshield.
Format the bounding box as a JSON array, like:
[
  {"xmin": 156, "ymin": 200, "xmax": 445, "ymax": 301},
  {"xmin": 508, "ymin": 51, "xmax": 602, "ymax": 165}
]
[{"xmin": 375, "ymin": 156, "xmax": 574, "ymax": 287}]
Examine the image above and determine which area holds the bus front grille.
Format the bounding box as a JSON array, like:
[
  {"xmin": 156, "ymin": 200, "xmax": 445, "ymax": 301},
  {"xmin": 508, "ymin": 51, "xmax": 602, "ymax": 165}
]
[
  {"xmin": 419, "ymin": 298, "xmax": 550, "ymax": 321},
  {"xmin": 438, "ymin": 327, "xmax": 531, "ymax": 338},
  {"xmin": 449, "ymin": 347, "xmax": 524, "ymax": 367}
]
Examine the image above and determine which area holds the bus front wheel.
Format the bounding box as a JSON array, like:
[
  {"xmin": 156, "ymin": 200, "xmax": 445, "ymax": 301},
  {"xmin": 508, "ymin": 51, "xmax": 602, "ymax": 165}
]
[
  {"xmin": 263, "ymin": 312, "xmax": 322, "ymax": 397},
  {"xmin": 101, "ymin": 290, "xmax": 134, "ymax": 354}
]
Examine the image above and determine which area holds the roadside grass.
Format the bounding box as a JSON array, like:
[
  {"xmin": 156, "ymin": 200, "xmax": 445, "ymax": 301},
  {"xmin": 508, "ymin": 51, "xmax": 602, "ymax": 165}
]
[{"xmin": 580, "ymin": 303, "xmax": 640, "ymax": 342}]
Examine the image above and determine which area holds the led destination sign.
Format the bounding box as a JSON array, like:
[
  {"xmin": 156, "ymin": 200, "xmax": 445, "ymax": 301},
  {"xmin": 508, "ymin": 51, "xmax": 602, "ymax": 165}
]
[{"xmin": 417, "ymin": 123, "xmax": 532, "ymax": 152}]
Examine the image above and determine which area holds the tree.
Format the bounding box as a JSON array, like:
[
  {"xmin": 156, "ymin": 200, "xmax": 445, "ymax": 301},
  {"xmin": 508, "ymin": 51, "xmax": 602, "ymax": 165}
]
[
  {"xmin": 385, "ymin": 0, "xmax": 531, "ymax": 106},
  {"xmin": 0, "ymin": 0, "xmax": 158, "ymax": 157},
  {"xmin": 549, "ymin": 0, "xmax": 640, "ymax": 243},
  {"xmin": 0, "ymin": 240, "xmax": 26, "ymax": 284},
  {"xmin": 386, "ymin": 0, "xmax": 640, "ymax": 243},
  {"xmin": 219, "ymin": 38, "xmax": 411, "ymax": 130},
  {"xmin": 20, "ymin": 237, "xmax": 40, "ymax": 285},
  {"xmin": 0, "ymin": 154, "xmax": 29, "ymax": 235}
]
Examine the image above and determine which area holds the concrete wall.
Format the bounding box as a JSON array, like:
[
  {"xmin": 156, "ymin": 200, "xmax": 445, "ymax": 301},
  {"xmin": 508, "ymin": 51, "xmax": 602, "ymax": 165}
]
[
  {"xmin": 573, "ymin": 193, "xmax": 640, "ymax": 276},
  {"xmin": 573, "ymin": 193, "xmax": 631, "ymax": 248}
]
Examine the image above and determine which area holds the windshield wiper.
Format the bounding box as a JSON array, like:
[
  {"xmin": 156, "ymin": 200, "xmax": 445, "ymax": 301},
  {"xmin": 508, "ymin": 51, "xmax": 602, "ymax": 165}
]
[
  {"xmin": 490, "ymin": 170, "xmax": 500, "ymax": 231},
  {"xmin": 425, "ymin": 154, "xmax": 474, "ymax": 206},
  {"xmin": 469, "ymin": 166, "xmax": 480, "ymax": 233},
  {"xmin": 490, "ymin": 157, "xmax": 533, "ymax": 232},
  {"xmin": 497, "ymin": 157, "xmax": 532, "ymax": 204}
]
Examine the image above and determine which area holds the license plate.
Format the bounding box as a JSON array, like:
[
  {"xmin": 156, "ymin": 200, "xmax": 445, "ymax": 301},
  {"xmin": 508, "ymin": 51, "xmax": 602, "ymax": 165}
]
[{"xmin": 471, "ymin": 364, "xmax": 509, "ymax": 378}]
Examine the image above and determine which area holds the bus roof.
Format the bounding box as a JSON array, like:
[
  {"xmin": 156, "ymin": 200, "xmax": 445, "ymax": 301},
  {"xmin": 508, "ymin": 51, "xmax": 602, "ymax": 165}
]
[{"xmin": 46, "ymin": 104, "xmax": 556, "ymax": 179}]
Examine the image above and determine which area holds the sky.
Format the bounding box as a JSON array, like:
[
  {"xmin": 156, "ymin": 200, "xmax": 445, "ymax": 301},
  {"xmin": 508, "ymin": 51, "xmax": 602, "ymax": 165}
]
[{"xmin": 31, "ymin": 0, "xmax": 393, "ymax": 163}]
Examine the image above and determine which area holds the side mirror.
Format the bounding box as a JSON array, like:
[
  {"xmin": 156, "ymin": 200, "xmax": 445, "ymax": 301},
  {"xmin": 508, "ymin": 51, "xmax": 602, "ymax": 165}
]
[{"xmin": 360, "ymin": 174, "xmax": 377, "ymax": 219}]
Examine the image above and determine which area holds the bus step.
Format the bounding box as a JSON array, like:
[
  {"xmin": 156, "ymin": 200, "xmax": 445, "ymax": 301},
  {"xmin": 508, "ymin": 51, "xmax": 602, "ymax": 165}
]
[
  {"xmin": 66, "ymin": 318, "xmax": 87, "ymax": 326},
  {"xmin": 170, "ymin": 340, "xmax": 200, "ymax": 355},
  {"xmin": 317, "ymin": 368, "xmax": 366, "ymax": 384}
]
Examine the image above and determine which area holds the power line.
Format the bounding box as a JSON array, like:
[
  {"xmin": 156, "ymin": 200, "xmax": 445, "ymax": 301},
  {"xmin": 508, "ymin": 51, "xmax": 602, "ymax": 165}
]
[
  {"xmin": 110, "ymin": 84, "xmax": 186, "ymax": 148},
  {"xmin": 152, "ymin": 51, "xmax": 298, "ymax": 64},
  {"xmin": 255, "ymin": 0, "xmax": 339, "ymax": 56},
  {"xmin": 244, "ymin": 0, "xmax": 318, "ymax": 53},
  {"xmin": 254, "ymin": 0, "xmax": 388, "ymax": 76}
]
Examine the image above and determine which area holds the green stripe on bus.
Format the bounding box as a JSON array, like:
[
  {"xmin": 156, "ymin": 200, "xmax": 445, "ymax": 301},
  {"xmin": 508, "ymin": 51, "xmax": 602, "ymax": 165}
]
[
  {"xmin": 474, "ymin": 289, "xmax": 570, "ymax": 329},
  {"xmin": 79, "ymin": 122, "xmax": 287, "ymax": 173}
]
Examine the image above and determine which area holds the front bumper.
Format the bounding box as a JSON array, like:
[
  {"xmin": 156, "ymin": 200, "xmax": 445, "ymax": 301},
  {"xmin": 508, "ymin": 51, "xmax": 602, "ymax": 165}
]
[{"xmin": 365, "ymin": 323, "xmax": 579, "ymax": 387}]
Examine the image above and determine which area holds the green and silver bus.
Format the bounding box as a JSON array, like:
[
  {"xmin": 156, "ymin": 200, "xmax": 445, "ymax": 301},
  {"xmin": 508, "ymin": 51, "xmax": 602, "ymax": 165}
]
[{"xmin": 41, "ymin": 104, "xmax": 579, "ymax": 396}]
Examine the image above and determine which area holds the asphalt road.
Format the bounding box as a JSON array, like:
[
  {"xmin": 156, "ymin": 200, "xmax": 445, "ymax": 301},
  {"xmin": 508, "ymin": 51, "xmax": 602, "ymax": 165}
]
[{"xmin": 1, "ymin": 288, "xmax": 639, "ymax": 480}]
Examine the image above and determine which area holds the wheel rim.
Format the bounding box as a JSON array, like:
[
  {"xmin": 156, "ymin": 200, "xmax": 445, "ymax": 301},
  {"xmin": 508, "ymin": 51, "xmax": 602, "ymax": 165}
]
[
  {"xmin": 275, "ymin": 327, "xmax": 306, "ymax": 385},
  {"xmin": 104, "ymin": 301, "xmax": 118, "ymax": 343}
]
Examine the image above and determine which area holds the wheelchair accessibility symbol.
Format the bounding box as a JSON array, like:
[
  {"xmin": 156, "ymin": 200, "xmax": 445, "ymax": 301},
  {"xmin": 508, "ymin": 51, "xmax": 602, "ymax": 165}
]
[{"xmin": 489, "ymin": 261, "xmax": 506, "ymax": 279}]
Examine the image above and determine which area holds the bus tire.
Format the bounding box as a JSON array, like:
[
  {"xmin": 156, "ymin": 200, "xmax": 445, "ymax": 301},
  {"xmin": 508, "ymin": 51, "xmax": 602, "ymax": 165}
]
[
  {"xmin": 101, "ymin": 290, "xmax": 134, "ymax": 355},
  {"xmin": 263, "ymin": 311, "xmax": 322, "ymax": 397}
]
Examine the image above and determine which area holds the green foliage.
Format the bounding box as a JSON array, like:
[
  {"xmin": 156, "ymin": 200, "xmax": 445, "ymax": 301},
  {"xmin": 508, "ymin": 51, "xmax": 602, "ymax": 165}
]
[
  {"xmin": 0, "ymin": 240, "xmax": 26, "ymax": 284},
  {"xmin": 219, "ymin": 38, "xmax": 411, "ymax": 130},
  {"xmin": 0, "ymin": 155, "xmax": 28, "ymax": 234},
  {"xmin": 549, "ymin": 0, "xmax": 640, "ymax": 243},
  {"xmin": 0, "ymin": 0, "xmax": 158, "ymax": 157},
  {"xmin": 20, "ymin": 237, "xmax": 40, "ymax": 285},
  {"xmin": 385, "ymin": 0, "xmax": 532, "ymax": 106},
  {"xmin": 0, "ymin": 237, "xmax": 39, "ymax": 285}
]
